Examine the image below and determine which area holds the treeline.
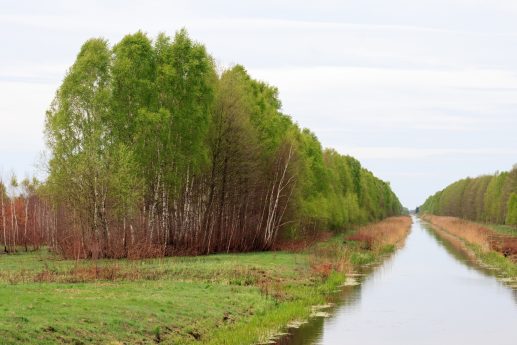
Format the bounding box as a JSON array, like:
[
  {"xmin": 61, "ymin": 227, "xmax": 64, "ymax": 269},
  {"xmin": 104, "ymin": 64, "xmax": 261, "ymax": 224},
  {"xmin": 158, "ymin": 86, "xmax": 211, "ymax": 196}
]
[
  {"xmin": 419, "ymin": 165, "xmax": 517, "ymax": 226},
  {"xmin": 2, "ymin": 30, "xmax": 402, "ymax": 258},
  {"xmin": 0, "ymin": 177, "xmax": 52, "ymax": 253}
]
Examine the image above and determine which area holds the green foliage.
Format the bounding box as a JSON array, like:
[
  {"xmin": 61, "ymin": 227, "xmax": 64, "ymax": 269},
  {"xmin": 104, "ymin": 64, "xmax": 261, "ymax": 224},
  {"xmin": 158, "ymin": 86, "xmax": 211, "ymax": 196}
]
[
  {"xmin": 484, "ymin": 172, "xmax": 508, "ymax": 223},
  {"xmin": 486, "ymin": 223, "xmax": 517, "ymax": 237},
  {"xmin": 0, "ymin": 181, "xmax": 6, "ymax": 199},
  {"xmin": 293, "ymin": 145, "xmax": 402, "ymax": 231},
  {"xmin": 44, "ymin": 29, "xmax": 402, "ymax": 257},
  {"xmin": 45, "ymin": 38, "xmax": 133, "ymax": 237},
  {"xmin": 350, "ymin": 251, "xmax": 376, "ymax": 265},
  {"xmin": 420, "ymin": 166, "xmax": 517, "ymax": 225},
  {"xmin": 506, "ymin": 193, "xmax": 517, "ymax": 226}
]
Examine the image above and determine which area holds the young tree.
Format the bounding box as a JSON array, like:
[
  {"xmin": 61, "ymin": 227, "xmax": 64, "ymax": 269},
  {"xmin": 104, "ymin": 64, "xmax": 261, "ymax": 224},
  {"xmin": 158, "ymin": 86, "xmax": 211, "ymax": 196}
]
[
  {"xmin": 0, "ymin": 179, "xmax": 7, "ymax": 252},
  {"xmin": 46, "ymin": 38, "xmax": 115, "ymax": 258},
  {"xmin": 506, "ymin": 193, "xmax": 517, "ymax": 226},
  {"xmin": 9, "ymin": 175, "xmax": 19, "ymax": 250},
  {"xmin": 20, "ymin": 178, "xmax": 32, "ymax": 251}
]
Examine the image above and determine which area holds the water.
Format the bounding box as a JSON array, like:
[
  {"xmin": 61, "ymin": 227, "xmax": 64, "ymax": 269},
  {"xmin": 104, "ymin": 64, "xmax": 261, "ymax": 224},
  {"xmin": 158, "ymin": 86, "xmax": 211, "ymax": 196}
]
[{"xmin": 281, "ymin": 216, "xmax": 517, "ymax": 345}]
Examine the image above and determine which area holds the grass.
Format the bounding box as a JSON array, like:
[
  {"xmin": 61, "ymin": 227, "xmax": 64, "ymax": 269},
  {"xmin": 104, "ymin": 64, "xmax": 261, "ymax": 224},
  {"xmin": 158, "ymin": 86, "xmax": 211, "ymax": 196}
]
[
  {"xmin": 420, "ymin": 215, "xmax": 490, "ymax": 250},
  {"xmin": 345, "ymin": 216, "xmax": 412, "ymax": 265},
  {"xmin": 1, "ymin": 280, "xmax": 271, "ymax": 344},
  {"xmin": 0, "ymin": 216, "xmax": 411, "ymax": 345},
  {"xmin": 349, "ymin": 251, "xmax": 376, "ymax": 265},
  {"xmin": 486, "ymin": 223, "xmax": 517, "ymax": 237},
  {"xmin": 1, "ymin": 251, "xmax": 308, "ymax": 345},
  {"xmin": 468, "ymin": 243, "xmax": 517, "ymax": 277}
]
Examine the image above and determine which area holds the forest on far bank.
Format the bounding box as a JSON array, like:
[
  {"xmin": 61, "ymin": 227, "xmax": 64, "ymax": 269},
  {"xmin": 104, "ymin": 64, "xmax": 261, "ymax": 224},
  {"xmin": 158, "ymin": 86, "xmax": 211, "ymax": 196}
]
[
  {"xmin": 0, "ymin": 29, "xmax": 402, "ymax": 259},
  {"xmin": 419, "ymin": 165, "xmax": 517, "ymax": 226}
]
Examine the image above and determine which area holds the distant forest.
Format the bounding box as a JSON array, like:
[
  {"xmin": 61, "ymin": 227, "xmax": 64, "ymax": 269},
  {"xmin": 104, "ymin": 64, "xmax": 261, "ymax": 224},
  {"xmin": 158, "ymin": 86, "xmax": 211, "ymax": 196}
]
[
  {"xmin": 0, "ymin": 30, "xmax": 402, "ymax": 259},
  {"xmin": 419, "ymin": 165, "xmax": 517, "ymax": 226}
]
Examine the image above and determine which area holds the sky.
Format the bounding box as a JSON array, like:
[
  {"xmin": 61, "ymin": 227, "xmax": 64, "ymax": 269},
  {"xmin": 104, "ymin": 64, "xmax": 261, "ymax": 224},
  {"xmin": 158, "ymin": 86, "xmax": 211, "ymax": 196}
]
[{"xmin": 1, "ymin": 0, "xmax": 517, "ymax": 209}]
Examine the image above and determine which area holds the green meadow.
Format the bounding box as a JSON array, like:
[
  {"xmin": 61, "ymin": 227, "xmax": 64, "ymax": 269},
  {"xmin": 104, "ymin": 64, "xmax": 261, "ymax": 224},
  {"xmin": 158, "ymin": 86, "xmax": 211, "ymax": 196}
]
[{"xmin": 0, "ymin": 247, "xmax": 344, "ymax": 345}]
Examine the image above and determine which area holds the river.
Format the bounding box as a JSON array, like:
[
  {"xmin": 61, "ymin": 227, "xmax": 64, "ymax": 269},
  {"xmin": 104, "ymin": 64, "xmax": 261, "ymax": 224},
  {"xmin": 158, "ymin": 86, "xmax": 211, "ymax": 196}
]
[{"xmin": 279, "ymin": 216, "xmax": 517, "ymax": 345}]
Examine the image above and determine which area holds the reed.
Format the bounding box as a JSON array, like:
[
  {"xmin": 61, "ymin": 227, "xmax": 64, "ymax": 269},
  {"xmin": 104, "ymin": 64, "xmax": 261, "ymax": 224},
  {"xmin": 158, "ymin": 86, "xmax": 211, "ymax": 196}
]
[
  {"xmin": 346, "ymin": 216, "xmax": 412, "ymax": 251},
  {"xmin": 422, "ymin": 215, "xmax": 489, "ymax": 249},
  {"xmin": 422, "ymin": 215, "xmax": 517, "ymax": 261}
]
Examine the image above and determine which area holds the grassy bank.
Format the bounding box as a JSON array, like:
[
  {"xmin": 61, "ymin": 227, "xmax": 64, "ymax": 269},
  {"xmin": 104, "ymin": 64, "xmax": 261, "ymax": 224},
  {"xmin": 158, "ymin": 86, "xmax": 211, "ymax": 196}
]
[
  {"xmin": 421, "ymin": 214, "xmax": 517, "ymax": 278},
  {"xmin": 485, "ymin": 223, "xmax": 517, "ymax": 237},
  {"xmin": 0, "ymin": 216, "xmax": 411, "ymax": 345}
]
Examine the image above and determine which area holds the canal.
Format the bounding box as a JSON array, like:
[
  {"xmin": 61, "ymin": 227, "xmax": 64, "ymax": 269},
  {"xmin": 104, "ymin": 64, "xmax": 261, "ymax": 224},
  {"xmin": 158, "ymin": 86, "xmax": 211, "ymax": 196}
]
[{"xmin": 281, "ymin": 216, "xmax": 517, "ymax": 345}]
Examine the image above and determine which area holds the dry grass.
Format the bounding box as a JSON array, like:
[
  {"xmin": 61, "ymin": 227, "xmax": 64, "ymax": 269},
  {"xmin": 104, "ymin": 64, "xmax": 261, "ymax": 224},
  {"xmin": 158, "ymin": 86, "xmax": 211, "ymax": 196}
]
[
  {"xmin": 305, "ymin": 216, "xmax": 413, "ymax": 275},
  {"xmin": 308, "ymin": 242, "xmax": 351, "ymax": 277},
  {"xmin": 274, "ymin": 230, "xmax": 334, "ymax": 252},
  {"xmin": 311, "ymin": 216, "xmax": 412, "ymax": 277},
  {"xmin": 346, "ymin": 216, "xmax": 412, "ymax": 251},
  {"xmin": 422, "ymin": 215, "xmax": 517, "ymax": 261},
  {"xmin": 4, "ymin": 263, "xmax": 163, "ymax": 284},
  {"xmin": 422, "ymin": 215, "xmax": 490, "ymax": 249},
  {"xmin": 425, "ymin": 220, "xmax": 479, "ymax": 262}
]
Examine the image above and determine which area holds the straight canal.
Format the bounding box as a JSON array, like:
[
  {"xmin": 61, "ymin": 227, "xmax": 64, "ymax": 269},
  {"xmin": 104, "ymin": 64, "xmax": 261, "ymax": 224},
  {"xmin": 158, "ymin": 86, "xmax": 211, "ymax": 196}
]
[{"xmin": 280, "ymin": 216, "xmax": 517, "ymax": 345}]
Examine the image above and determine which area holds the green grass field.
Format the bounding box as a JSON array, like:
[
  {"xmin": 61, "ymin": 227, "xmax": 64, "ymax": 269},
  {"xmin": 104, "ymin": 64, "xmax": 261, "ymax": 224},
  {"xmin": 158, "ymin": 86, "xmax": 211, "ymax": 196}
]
[{"xmin": 0, "ymin": 244, "xmax": 348, "ymax": 345}]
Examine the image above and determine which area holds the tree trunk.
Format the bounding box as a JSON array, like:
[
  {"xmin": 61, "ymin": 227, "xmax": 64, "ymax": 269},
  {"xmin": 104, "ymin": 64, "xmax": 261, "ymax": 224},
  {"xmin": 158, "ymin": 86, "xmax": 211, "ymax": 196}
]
[
  {"xmin": 1, "ymin": 191, "xmax": 6, "ymax": 253},
  {"xmin": 24, "ymin": 197, "xmax": 29, "ymax": 251}
]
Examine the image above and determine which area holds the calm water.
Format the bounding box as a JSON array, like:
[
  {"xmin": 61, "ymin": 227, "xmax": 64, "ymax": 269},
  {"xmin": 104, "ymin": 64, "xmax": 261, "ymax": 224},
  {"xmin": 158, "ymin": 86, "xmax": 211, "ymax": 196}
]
[{"xmin": 281, "ymin": 216, "xmax": 517, "ymax": 345}]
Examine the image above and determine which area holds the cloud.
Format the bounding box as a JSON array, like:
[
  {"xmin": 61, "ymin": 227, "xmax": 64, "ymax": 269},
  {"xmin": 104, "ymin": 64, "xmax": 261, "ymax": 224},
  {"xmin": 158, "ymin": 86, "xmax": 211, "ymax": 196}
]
[
  {"xmin": 0, "ymin": 63, "xmax": 68, "ymax": 84},
  {"xmin": 248, "ymin": 66, "xmax": 517, "ymax": 137},
  {"xmin": 249, "ymin": 66, "xmax": 517, "ymax": 90},
  {"xmin": 0, "ymin": 81, "xmax": 52, "ymax": 151},
  {"xmin": 341, "ymin": 147, "xmax": 517, "ymax": 160}
]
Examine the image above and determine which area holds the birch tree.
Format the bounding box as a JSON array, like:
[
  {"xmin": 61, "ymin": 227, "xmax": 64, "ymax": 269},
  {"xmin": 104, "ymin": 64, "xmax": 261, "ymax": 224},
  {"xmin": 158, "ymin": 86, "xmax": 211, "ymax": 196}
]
[{"xmin": 0, "ymin": 180, "xmax": 7, "ymax": 252}]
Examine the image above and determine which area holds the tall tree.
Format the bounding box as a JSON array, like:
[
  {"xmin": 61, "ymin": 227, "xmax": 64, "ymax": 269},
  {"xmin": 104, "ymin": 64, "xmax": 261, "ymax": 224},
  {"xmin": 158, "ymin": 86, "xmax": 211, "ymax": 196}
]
[
  {"xmin": 0, "ymin": 179, "xmax": 7, "ymax": 252},
  {"xmin": 40, "ymin": 30, "xmax": 403, "ymax": 258},
  {"xmin": 46, "ymin": 38, "xmax": 117, "ymax": 257},
  {"xmin": 506, "ymin": 193, "xmax": 517, "ymax": 226},
  {"xmin": 9, "ymin": 175, "xmax": 18, "ymax": 250},
  {"xmin": 421, "ymin": 166, "xmax": 517, "ymax": 225}
]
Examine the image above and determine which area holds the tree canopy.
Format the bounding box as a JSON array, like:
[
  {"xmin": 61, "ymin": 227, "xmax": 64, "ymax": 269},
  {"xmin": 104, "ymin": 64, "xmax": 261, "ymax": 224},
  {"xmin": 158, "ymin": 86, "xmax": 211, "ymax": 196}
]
[
  {"xmin": 420, "ymin": 166, "xmax": 517, "ymax": 226},
  {"xmin": 37, "ymin": 30, "xmax": 404, "ymax": 258}
]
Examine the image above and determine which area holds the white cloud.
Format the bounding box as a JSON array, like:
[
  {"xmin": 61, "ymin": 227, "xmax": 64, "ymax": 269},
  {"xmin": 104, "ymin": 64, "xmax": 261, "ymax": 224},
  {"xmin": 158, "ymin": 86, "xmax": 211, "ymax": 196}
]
[
  {"xmin": 0, "ymin": 82, "xmax": 52, "ymax": 150},
  {"xmin": 250, "ymin": 66, "xmax": 517, "ymax": 90},
  {"xmin": 0, "ymin": 63, "xmax": 68, "ymax": 83},
  {"xmin": 341, "ymin": 147, "xmax": 517, "ymax": 160}
]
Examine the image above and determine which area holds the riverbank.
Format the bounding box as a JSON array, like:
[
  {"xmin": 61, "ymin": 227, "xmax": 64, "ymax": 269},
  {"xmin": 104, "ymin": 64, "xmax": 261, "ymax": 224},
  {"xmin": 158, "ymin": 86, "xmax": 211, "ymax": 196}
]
[
  {"xmin": 0, "ymin": 216, "xmax": 411, "ymax": 345},
  {"xmin": 421, "ymin": 214, "xmax": 517, "ymax": 278}
]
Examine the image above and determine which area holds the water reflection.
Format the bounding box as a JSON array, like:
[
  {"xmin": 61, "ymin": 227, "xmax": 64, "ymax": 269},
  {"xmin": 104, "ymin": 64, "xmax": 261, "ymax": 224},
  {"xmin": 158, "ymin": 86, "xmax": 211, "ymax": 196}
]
[
  {"xmin": 281, "ymin": 216, "xmax": 517, "ymax": 345},
  {"xmin": 278, "ymin": 230, "xmax": 408, "ymax": 345},
  {"xmin": 420, "ymin": 219, "xmax": 511, "ymax": 282}
]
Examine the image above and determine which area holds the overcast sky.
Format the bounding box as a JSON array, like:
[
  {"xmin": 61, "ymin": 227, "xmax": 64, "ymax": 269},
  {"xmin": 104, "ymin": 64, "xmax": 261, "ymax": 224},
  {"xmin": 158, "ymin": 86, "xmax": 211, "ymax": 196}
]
[{"xmin": 1, "ymin": 0, "xmax": 517, "ymax": 208}]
